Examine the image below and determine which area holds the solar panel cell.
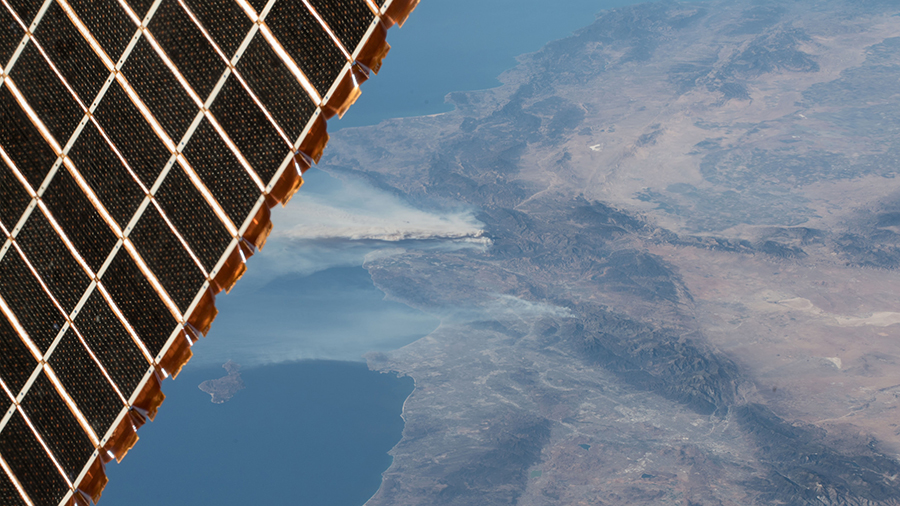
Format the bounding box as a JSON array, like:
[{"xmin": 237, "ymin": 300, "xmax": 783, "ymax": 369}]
[
  {"xmin": 308, "ymin": 0, "xmax": 374, "ymax": 53},
  {"xmin": 0, "ymin": 411, "xmax": 69, "ymax": 506},
  {"xmin": 209, "ymin": 77, "xmax": 288, "ymax": 183},
  {"xmin": 33, "ymin": 3, "xmax": 108, "ymax": 106},
  {"xmin": 0, "ymin": 310, "xmax": 38, "ymax": 394},
  {"xmin": 15, "ymin": 211, "xmax": 91, "ymax": 314},
  {"xmin": 125, "ymin": 0, "xmax": 156, "ymax": 21},
  {"xmin": 0, "ymin": 85, "xmax": 58, "ymax": 189},
  {"xmin": 41, "ymin": 169, "xmax": 118, "ymax": 273},
  {"xmin": 0, "ymin": 6, "xmax": 24, "ymax": 67},
  {"xmin": 148, "ymin": 0, "xmax": 226, "ymax": 100},
  {"xmin": 73, "ymin": 291, "xmax": 147, "ymax": 395},
  {"xmin": 66, "ymin": 122, "xmax": 146, "ymax": 229},
  {"xmin": 182, "ymin": 119, "xmax": 260, "ymax": 226},
  {"xmin": 0, "ymin": 468, "xmax": 28, "ymax": 506},
  {"xmin": 92, "ymin": 83, "xmax": 171, "ymax": 189},
  {"xmin": 154, "ymin": 167, "xmax": 233, "ymax": 272},
  {"xmin": 246, "ymin": 0, "xmax": 267, "ymax": 16},
  {"xmin": 182, "ymin": 0, "xmax": 253, "ymax": 58},
  {"xmin": 5, "ymin": 0, "xmax": 41, "ymax": 27},
  {"xmin": 236, "ymin": 33, "xmax": 316, "ymax": 141},
  {"xmin": 47, "ymin": 332, "xmax": 123, "ymax": 438},
  {"xmin": 100, "ymin": 252, "xmax": 177, "ymax": 356},
  {"xmin": 121, "ymin": 38, "xmax": 197, "ymax": 142},
  {"xmin": 0, "ymin": 251, "xmax": 65, "ymax": 353},
  {"xmin": 266, "ymin": 0, "xmax": 346, "ymax": 97},
  {"xmin": 128, "ymin": 209, "xmax": 206, "ymax": 313},
  {"xmin": 8, "ymin": 44, "xmax": 84, "ymax": 145},
  {"xmin": 20, "ymin": 372, "xmax": 94, "ymax": 482},
  {"xmin": 67, "ymin": 0, "xmax": 136, "ymax": 62},
  {"xmin": 0, "ymin": 165, "xmax": 31, "ymax": 231}
]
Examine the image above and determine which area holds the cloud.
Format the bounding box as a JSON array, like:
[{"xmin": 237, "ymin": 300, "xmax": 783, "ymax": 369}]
[
  {"xmin": 271, "ymin": 171, "xmax": 487, "ymax": 242},
  {"xmin": 236, "ymin": 169, "xmax": 489, "ymax": 290},
  {"xmin": 274, "ymin": 198, "xmax": 487, "ymax": 242}
]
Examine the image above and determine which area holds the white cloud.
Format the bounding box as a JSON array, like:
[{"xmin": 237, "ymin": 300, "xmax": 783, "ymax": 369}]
[
  {"xmin": 271, "ymin": 173, "xmax": 487, "ymax": 243},
  {"xmin": 235, "ymin": 170, "xmax": 489, "ymax": 290}
]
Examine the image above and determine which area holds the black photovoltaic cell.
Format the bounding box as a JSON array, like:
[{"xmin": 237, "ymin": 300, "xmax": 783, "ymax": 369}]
[
  {"xmin": 308, "ymin": 0, "xmax": 375, "ymax": 53},
  {"xmin": 182, "ymin": 118, "xmax": 260, "ymax": 226},
  {"xmin": 20, "ymin": 373, "xmax": 95, "ymax": 483},
  {"xmin": 154, "ymin": 167, "xmax": 233, "ymax": 272},
  {"xmin": 0, "ymin": 393, "xmax": 9, "ymax": 425},
  {"xmin": 182, "ymin": 0, "xmax": 253, "ymax": 58},
  {"xmin": 121, "ymin": 38, "xmax": 197, "ymax": 142},
  {"xmin": 236, "ymin": 33, "xmax": 316, "ymax": 141},
  {"xmin": 246, "ymin": 0, "xmax": 267, "ymax": 15},
  {"xmin": 93, "ymin": 83, "xmax": 171, "ymax": 189},
  {"xmin": 129, "ymin": 209, "xmax": 206, "ymax": 313},
  {"xmin": 41, "ymin": 169, "xmax": 118, "ymax": 273},
  {"xmin": 15, "ymin": 211, "xmax": 91, "ymax": 314},
  {"xmin": 4, "ymin": 0, "xmax": 41, "ymax": 27},
  {"xmin": 67, "ymin": 0, "xmax": 135, "ymax": 62},
  {"xmin": 47, "ymin": 332, "xmax": 123, "ymax": 438},
  {"xmin": 209, "ymin": 77, "xmax": 288, "ymax": 183},
  {"xmin": 72, "ymin": 290, "xmax": 147, "ymax": 396},
  {"xmin": 0, "ymin": 313, "xmax": 38, "ymax": 395},
  {"xmin": 148, "ymin": 0, "xmax": 226, "ymax": 100},
  {"xmin": 0, "ymin": 250, "xmax": 66, "ymax": 353},
  {"xmin": 0, "ymin": 6, "xmax": 24, "ymax": 67},
  {"xmin": 33, "ymin": 3, "xmax": 109, "ymax": 106},
  {"xmin": 266, "ymin": 0, "xmax": 346, "ymax": 97},
  {"xmin": 0, "ymin": 468, "xmax": 27, "ymax": 506},
  {"xmin": 125, "ymin": 0, "xmax": 155, "ymax": 21},
  {"xmin": 0, "ymin": 85, "xmax": 58, "ymax": 190},
  {"xmin": 8, "ymin": 44, "xmax": 84, "ymax": 145},
  {"xmin": 0, "ymin": 165, "xmax": 30, "ymax": 231},
  {"xmin": 100, "ymin": 251, "xmax": 177, "ymax": 356},
  {"xmin": 66, "ymin": 122, "xmax": 145, "ymax": 229},
  {"xmin": 0, "ymin": 412, "xmax": 69, "ymax": 506}
]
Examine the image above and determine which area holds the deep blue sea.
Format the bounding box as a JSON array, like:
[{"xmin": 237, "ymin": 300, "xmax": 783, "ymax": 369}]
[
  {"xmin": 103, "ymin": 1, "xmax": 648, "ymax": 503},
  {"xmin": 102, "ymin": 361, "xmax": 413, "ymax": 505}
]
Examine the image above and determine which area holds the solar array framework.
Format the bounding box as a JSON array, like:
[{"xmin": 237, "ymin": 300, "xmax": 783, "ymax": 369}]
[{"xmin": 0, "ymin": 0, "xmax": 418, "ymax": 503}]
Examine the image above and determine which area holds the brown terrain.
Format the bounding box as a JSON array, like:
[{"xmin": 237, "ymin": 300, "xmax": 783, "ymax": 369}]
[{"xmin": 318, "ymin": 1, "xmax": 900, "ymax": 504}]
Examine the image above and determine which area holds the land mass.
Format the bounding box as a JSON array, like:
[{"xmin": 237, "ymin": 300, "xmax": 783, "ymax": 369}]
[
  {"xmin": 320, "ymin": 1, "xmax": 900, "ymax": 504},
  {"xmin": 198, "ymin": 360, "xmax": 245, "ymax": 404}
]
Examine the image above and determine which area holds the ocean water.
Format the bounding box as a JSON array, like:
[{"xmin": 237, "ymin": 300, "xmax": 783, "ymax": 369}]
[
  {"xmin": 102, "ymin": 361, "xmax": 413, "ymax": 505},
  {"xmin": 336, "ymin": 0, "xmax": 651, "ymax": 128}
]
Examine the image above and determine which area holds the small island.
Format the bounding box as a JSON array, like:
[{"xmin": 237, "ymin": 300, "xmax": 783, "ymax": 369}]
[{"xmin": 198, "ymin": 360, "xmax": 245, "ymax": 404}]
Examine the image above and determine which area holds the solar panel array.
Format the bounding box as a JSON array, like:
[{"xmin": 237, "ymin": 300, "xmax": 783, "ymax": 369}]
[{"xmin": 0, "ymin": 0, "xmax": 417, "ymax": 503}]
